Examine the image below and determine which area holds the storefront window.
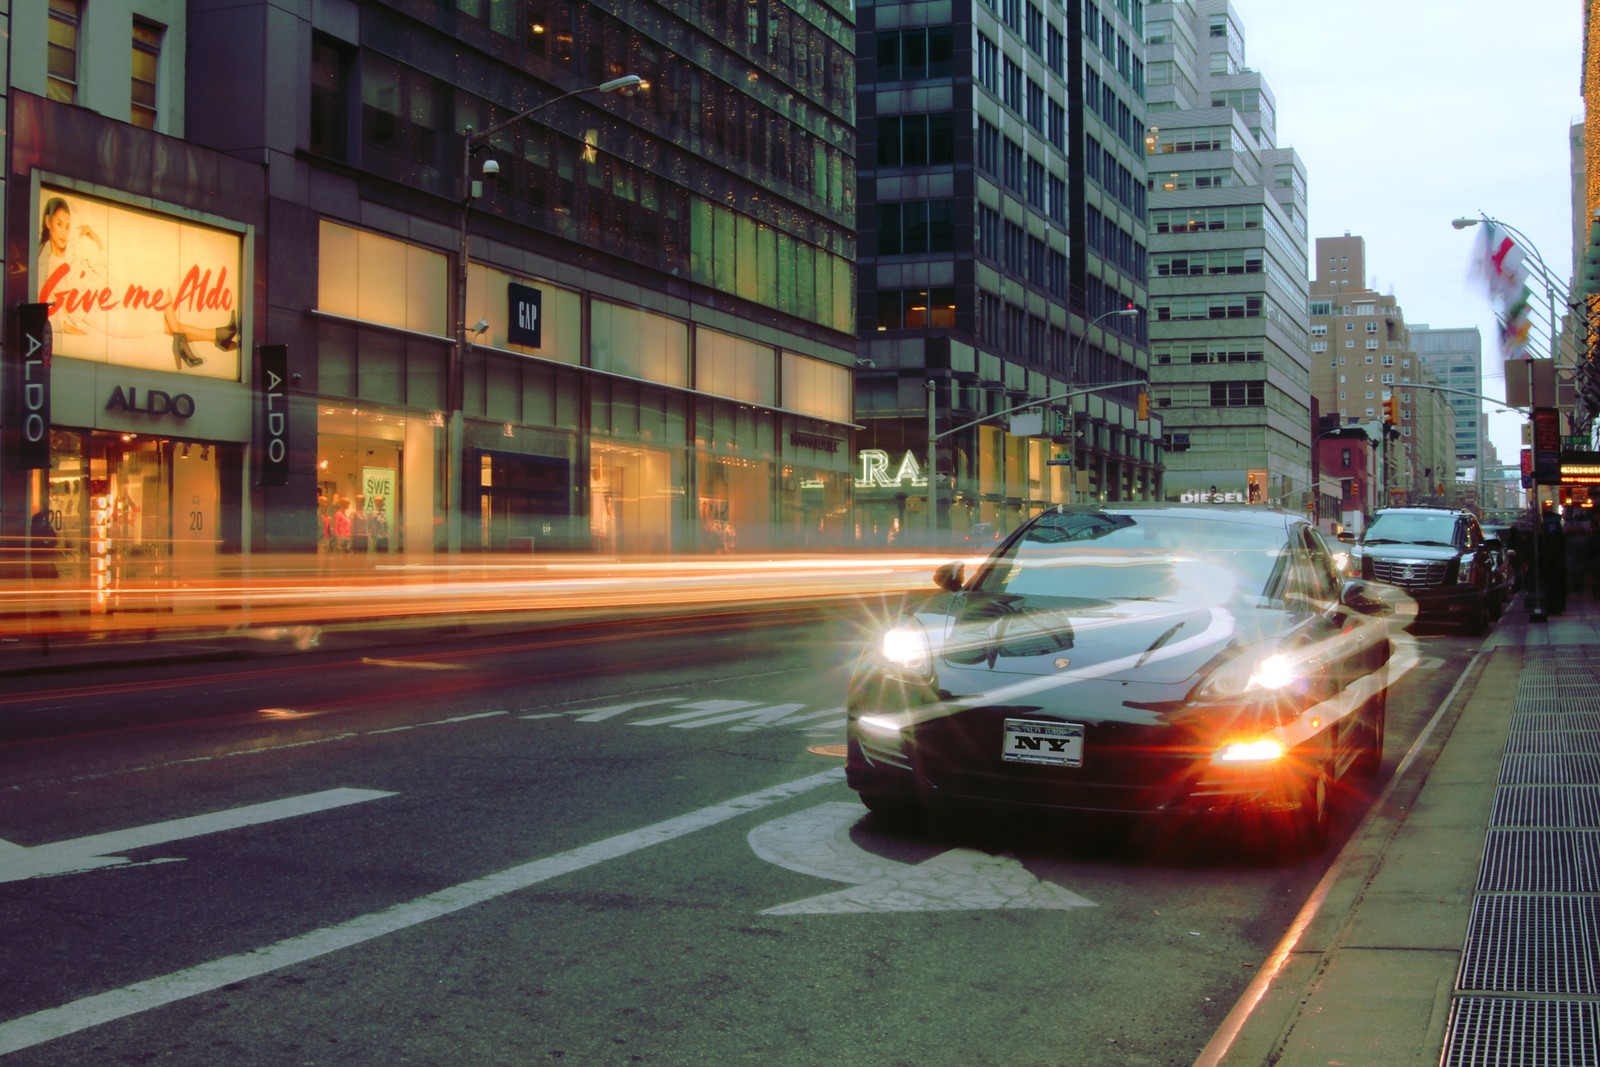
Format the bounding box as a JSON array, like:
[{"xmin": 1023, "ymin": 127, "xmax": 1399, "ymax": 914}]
[{"xmin": 316, "ymin": 405, "xmax": 414, "ymax": 555}]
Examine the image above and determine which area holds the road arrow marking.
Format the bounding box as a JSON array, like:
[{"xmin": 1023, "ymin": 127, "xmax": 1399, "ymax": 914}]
[
  {"xmin": 0, "ymin": 788, "xmax": 396, "ymax": 883},
  {"xmin": 0, "ymin": 769, "xmax": 844, "ymax": 1057},
  {"xmin": 749, "ymin": 802, "xmax": 1096, "ymax": 915}
]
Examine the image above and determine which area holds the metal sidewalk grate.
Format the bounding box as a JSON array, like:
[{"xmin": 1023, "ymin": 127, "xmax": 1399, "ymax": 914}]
[
  {"xmin": 1479, "ymin": 830, "xmax": 1600, "ymax": 893},
  {"xmin": 1443, "ymin": 996, "xmax": 1600, "ymax": 1067},
  {"xmin": 1458, "ymin": 894, "xmax": 1600, "ymax": 994},
  {"xmin": 1511, "ymin": 711, "xmax": 1600, "ymax": 733},
  {"xmin": 1501, "ymin": 754, "xmax": 1600, "ymax": 786},
  {"xmin": 1505, "ymin": 730, "xmax": 1600, "ymax": 756},
  {"xmin": 1493, "ymin": 786, "xmax": 1600, "ymax": 829}
]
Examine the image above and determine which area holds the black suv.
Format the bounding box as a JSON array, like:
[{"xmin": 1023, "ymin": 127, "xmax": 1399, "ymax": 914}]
[{"xmin": 1344, "ymin": 506, "xmax": 1500, "ymax": 634}]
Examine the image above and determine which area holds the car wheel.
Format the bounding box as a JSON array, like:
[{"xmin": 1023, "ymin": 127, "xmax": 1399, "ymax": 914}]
[
  {"xmin": 1465, "ymin": 596, "xmax": 1491, "ymax": 636},
  {"xmin": 1353, "ymin": 690, "xmax": 1386, "ymax": 780},
  {"xmin": 1279, "ymin": 754, "xmax": 1331, "ymax": 856}
]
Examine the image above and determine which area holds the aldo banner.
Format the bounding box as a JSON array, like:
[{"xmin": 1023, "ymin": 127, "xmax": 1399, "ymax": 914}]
[
  {"xmin": 258, "ymin": 344, "xmax": 290, "ymax": 486},
  {"xmin": 6, "ymin": 303, "xmax": 53, "ymax": 470}
]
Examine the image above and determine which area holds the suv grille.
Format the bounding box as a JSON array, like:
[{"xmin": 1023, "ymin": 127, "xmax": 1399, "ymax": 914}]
[{"xmin": 1371, "ymin": 558, "xmax": 1450, "ymax": 587}]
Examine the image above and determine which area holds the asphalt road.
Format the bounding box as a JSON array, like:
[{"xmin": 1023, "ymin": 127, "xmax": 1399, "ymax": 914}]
[{"xmin": 0, "ymin": 603, "xmax": 1481, "ymax": 1067}]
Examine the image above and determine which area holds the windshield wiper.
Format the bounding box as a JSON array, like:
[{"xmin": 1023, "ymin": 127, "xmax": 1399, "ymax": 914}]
[{"xmin": 1135, "ymin": 620, "xmax": 1186, "ymax": 667}]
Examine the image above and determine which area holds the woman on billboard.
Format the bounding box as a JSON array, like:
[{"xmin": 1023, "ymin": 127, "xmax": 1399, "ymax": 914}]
[{"xmin": 37, "ymin": 194, "xmax": 239, "ymax": 372}]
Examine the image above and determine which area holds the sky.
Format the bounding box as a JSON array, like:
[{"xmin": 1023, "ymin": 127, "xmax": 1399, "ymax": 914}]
[{"xmin": 1233, "ymin": 0, "xmax": 1584, "ymax": 473}]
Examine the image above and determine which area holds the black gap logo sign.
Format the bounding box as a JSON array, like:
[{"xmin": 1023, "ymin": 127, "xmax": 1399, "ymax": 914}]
[{"xmin": 508, "ymin": 283, "xmax": 542, "ymax": 348}]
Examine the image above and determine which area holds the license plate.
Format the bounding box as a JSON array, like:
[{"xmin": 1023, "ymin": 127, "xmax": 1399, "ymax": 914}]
[{"xmin": 1002, "ymin": 719, "xmax": 1084, "ymax": 767}]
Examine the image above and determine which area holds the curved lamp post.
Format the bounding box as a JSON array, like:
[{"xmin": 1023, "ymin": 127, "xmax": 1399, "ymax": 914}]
[
  {"xmin": 1451, "ymin": 212, "xmax": 1552, "ymax": 621},
  {"xmin": 925, "ymin": 307, "xmax": 1141, "ymax": 541},
  {"xmin": 446, "ymin": 74, "xmax": 644, "ymax": 553}
]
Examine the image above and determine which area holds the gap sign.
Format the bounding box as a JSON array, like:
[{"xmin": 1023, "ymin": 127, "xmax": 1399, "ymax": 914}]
[{"xmin": 508, "ymin": 283, "xmax": 542, "ymax": 348}]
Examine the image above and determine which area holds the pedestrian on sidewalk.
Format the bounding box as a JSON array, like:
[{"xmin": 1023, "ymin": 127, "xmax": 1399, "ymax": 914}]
[
  {"xmin": 1566, "ymin": 515, "xmax": 1594, "ymax": 601},
  {"xmin": 1541, "ymin": 506, "xmax": 1567, "ymax": 614}
]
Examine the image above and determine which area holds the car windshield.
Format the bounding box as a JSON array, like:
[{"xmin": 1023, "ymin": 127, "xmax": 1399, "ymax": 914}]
[
  {"xmin": 1365, "ymin": 512, "xmax": 1457, "ymax": 546},
  {"xmin": 969, "ymin": 511, "xmax": 1290, "ymax": 605}
]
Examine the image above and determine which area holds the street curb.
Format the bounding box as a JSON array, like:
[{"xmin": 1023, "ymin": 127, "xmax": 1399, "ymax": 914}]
[{"xmin": 1194, "ymin": 641, "xmax": 1511, "ymax": 1066}]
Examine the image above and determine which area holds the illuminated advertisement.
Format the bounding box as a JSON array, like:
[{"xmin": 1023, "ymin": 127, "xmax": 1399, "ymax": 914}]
[{"xmin": 35, "ymin": 187, "xmax": 242, "ymax": 381}]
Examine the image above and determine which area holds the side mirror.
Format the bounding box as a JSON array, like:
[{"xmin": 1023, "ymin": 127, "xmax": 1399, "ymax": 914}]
[
  {"xmin": 1340, "ymin": 578, "xmax": 1402, "ymax": 617},
  {"xmin": 933, "ymin": 562, "xmax": 966, "ymax": 592}
]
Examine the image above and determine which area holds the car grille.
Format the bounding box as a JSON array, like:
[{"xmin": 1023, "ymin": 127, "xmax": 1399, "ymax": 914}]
[{"xmin": 1371, "ymin": 558, "xmax": 1451, "ymax": 588}]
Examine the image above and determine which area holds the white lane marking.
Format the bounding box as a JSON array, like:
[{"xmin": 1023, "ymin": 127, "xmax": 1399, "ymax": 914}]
[
  {"xmin": 0, "ymin": 768, "xmax": 846, "ymax": 1057},
  {"xmin": 368, "ymin": 710, "xmax": 508, "ymax": 734},
  {"xmin": 0, "ymin": 789, "xmax": 396, "ymax": 884},
  {"xmin": 731, "ymin": 707, "xmax": 846, "ymax": 732},
  {"xmin": 629, "ymin": 700, "xmax": 764, "ymax": 726},
  {"xmin": 555, "ymin": 698, "xmax": 680, "ymax": 722},
  {"xmin": 750, "ymin": 802, "xmax": 1096, "ymax": 915},
  {"xmin": 665, "ymin": 703, "xmax": 807, "ymax": 729},
  {"xmin": 359, "ymin": 658, "xmax": 466, "ymax": 671}
]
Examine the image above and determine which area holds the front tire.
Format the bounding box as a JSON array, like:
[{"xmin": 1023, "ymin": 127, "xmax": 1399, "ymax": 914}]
[{"xmin": 1353, "ymin": 690, "xmax": 1387, "ymax": 780}]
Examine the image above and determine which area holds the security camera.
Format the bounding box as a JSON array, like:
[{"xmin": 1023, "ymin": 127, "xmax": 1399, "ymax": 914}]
[
  {"xmin": 291, "ymin": 372, "xmax": 303, "ymax": 384},
  {"xmin": 855, "ymin": 358, "xmax": 876, "ymax": 369},
  {"xmin": 481, "ymin": 159, "xmax": 500, "ymax": 177},
  {"xmin": 472, "ymin": 319, "xmax": 490, "ymax": 334}
]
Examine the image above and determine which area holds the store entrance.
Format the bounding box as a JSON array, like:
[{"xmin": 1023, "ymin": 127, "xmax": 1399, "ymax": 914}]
[{"xmin": 37, "ymin": 430, "xmax": 221, "ymax": 599}]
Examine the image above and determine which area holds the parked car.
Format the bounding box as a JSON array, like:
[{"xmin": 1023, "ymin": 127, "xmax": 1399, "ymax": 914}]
[
  {"xmin": 959, "ymin": 522, "xmax": 999, "ymax": 547},
  {"xmin": 1343, "ymin": 506, "xmax": 1500, "ymax": 634},
  {"xmin": 846, "ymin": 504, "xmax": 1397, "ymax": 854}
]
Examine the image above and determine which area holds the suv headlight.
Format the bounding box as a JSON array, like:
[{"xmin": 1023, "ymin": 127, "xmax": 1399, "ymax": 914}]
[{"xmin": 1456, "ymin": 559, "xmax": 1476, "ymax": 584}]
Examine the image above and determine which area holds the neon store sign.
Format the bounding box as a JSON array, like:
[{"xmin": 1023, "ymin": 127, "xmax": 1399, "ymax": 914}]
[{"xmin": 856, "ymin": 449, "xmax": 928, "ymax": 489}]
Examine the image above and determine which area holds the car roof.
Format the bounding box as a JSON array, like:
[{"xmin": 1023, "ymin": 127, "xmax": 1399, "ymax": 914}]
[{"xmin": 1044, "ymin": 503, "xmax": 1304, "ymax": 530}]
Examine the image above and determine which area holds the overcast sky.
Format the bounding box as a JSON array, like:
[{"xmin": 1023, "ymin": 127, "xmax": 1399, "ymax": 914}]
[{"xmin": 1232, "ymin": 0, "xmax": 1584, "ymax": 470}]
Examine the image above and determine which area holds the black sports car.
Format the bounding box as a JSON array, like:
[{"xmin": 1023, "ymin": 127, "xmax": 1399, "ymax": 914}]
[{"xmin": 846, "ymin": 505, "xmax": 1398, "ymax": 852}]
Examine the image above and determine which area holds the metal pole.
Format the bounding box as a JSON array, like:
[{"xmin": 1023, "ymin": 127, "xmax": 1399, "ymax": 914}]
[
  {"xmin": 1528, "ymin": 356, "xmax": 1546, "ymax": 622},
  {"xmin": 927, "ymin": 379, "xmax": 937, "ymax": 545},
  {"xmin": 446, "ymin": 76, "xmax": 642, "ymax": 556}
]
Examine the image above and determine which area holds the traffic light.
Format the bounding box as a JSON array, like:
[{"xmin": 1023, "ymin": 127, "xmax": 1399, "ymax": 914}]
[
  {"xmin": 1383, "ymin": 396, "xmax": 1398, "ymax": 425},
  {"xmin": 1136, "ymin": 391, "xmax": 1150, "ymax": 420}
]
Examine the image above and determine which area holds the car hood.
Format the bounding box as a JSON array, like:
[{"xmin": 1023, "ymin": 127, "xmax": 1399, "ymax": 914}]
[{"xmin": 929, "ymin": 592, "xmax": 1289, "ymax": 685}]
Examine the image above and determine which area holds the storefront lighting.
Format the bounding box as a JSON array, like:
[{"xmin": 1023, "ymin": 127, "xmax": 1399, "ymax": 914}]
[
  {"xmin": 180, "ymin": 443, "xmax": 191, "ymax": 460},
  {"xmin": 201, "ymin": 445, "xmax": 211, "ymax": 461}
]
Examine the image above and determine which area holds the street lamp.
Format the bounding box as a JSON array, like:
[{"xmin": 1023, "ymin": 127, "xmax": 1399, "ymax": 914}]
[
  {"xmin": 1065, "ymin": 307, "xmax": 1141, "ymax": 504},
  {"xmin": 1452, "ymin": 212, "xmax": 1552, "ymax": 621},
  {"xmin": 924, "ymin": 307, "xmax": 1141, "ymax": 542},
  {"xmin": 446, "ymin": 74, "xmax": 644, "ymax": 553}
]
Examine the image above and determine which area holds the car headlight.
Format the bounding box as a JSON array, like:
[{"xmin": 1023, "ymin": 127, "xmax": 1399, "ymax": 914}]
[
  {"xmin": 1196, "ymin": 646, "xmax": 1302, "ymax": 700},
  {"xmin": 1456, "ymin": 559, "xmax": 1476, "ymax": 584},
  {"xmin": 874, "ymin": 620, "xmax": 933, "ymax": 676}
]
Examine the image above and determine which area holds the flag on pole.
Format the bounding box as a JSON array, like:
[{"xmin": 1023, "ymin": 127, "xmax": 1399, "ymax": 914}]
[{"xmin": 1469, "ymin": 221, "xmax": 1536, "ymax": 360}]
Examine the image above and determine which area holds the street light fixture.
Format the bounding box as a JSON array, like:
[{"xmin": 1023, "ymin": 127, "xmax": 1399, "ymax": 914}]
[
  {"xmin": 446, "ymin": 74, "xmax": 644, "ymax": 553},
  {"xmin": 1066, "ymin": 307, "xmax": 1142, "ymax": 504},
  {"xmin": 924, "ymin": 306, "xmax": 1142, "ymax": 541}
]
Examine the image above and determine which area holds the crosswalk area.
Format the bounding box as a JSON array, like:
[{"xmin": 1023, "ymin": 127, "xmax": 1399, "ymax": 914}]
[{"xmin": 522, "ymin": 697, "xmax": 847, "ymax": 735}]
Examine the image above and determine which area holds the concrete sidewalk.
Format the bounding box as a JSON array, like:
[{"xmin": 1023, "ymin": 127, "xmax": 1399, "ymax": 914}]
[{"xmin": 1199, "ymin": 594, "xmax": 1600, "ymax": 1067}]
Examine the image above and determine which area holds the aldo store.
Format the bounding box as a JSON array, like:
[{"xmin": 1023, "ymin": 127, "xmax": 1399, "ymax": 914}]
[{"xmin": 11, "ymin": 181, "xmax": 254, "ymax": 591}]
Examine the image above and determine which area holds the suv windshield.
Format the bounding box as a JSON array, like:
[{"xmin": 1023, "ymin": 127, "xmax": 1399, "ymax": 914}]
[{"xmin": 1364, "ymin": 512, "xmax": 1458, "ymax": 546}]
